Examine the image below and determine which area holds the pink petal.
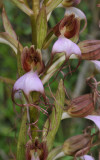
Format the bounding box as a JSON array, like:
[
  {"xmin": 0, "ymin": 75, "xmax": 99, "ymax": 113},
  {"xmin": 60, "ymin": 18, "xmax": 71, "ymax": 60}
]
[
  {"xmin": 52, "ymin": 36, "xmax": 81, "ymax": 58},
  {"xmin": 13, "ymin": 70, "xmax": 44, "ymax": 96},
  {"xmin": 85, "ymin": 115, "xmax": 100, "ymax": 130},
  {"xmin": 81, "ymin": 155, "xmax": 95, "ymax": 160},
  {"xmin": 91, "ymin": 60, "xmax": 100, "ymax": 72},
  {"xmin": 65, "ymin": 7, "xmax": 87, "ymax": 32}
]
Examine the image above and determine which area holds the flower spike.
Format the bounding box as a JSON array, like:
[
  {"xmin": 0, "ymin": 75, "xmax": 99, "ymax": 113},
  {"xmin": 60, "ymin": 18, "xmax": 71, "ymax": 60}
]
[{"xmin": 52, "ymin": 36, "xmax": 81, "ymax": 58}]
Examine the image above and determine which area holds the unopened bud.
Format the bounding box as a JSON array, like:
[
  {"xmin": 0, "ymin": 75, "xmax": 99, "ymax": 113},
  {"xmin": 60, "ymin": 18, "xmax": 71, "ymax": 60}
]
[
  {"xmin": 67, "ymin": 94, "xmax": 94, "ymax": 117},
  {"xmin": 78, "ymin": 40, "xmax": 100, "ymax": 60},
  {"xmin": 63, "ymin": 134, "xmax": 92, "ymax": 156}
]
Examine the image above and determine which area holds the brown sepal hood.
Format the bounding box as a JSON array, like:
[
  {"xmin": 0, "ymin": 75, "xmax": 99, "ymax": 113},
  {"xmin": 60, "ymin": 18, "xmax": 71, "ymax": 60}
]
[
  {"xmin": 78, "ymin": 40, "xmax": 100, "ymax": 60},
  {"xmin": 26, "ymin": 139, "xmax": 48, "ymax": 160},
  {"xmin": 63, "ymin": 133, "xmax": 92, "ymax": 156},
  {"xmin": 21, "ymin": 45, "xmax": 44, "ymax": 74},
  {"xmin": 66, "ymin": 94, "xmax": 95, "ymax": 117},
  {"xmin": 53, "ymin": 14, "xmax": 80, "ymax": 39}
]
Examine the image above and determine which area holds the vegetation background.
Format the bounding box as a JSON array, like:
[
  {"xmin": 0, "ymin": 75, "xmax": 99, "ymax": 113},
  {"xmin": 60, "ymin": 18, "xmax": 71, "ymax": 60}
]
[{"xmin": 0, "ymin": 0, "xmax": 100, "ymax": 159}]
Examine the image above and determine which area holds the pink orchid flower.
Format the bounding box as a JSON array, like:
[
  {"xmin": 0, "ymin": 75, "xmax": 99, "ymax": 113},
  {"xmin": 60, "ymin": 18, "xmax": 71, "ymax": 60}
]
[
  {"xmin": 52, "ymin": 36, "xmax": 81, "ymax": 58},
  {"xmin": 13, "ymin": 70, "xmax": 44, "ymax": 97}
]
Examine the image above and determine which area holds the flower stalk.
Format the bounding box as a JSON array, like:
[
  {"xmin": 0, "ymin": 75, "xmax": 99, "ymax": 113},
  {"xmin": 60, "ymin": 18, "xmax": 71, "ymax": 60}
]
[
  {"xmin": 42, "ymin": 79, "xmax": 65, "ymax": 151},
  {"xmin": 17, "ymin": 110, "xmax": 27, "ymax": 160}
]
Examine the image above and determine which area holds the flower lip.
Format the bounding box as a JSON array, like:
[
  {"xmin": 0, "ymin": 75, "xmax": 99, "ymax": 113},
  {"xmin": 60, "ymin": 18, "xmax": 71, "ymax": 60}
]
[
  {"xmin": 80, "ymin": 155, "xmax": 95, "ymax": 160},
  {"xmin": 52, "ymin": 36, "xmax": 81, "ymax": 58},
  {"xmin": 85, "ymin": 115, "xmax": 100, "ymax": 130},
  {"xmin": 91, "ymin": 60, "xmax": 100, "ymax": 72},
  {"xmin": 13, "ymin": 70, "xmax": 44, "ymax": 97}
]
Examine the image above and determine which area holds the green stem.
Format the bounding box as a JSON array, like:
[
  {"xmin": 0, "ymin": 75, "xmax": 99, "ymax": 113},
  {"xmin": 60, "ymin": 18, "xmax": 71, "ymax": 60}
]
[
  {"xmin": 32, "ymin": 0, "xmax": 40, "ymax": 19},
  {"xmin": 31, "ymin": 0, "xmax": 40, "ymax": 46},
  {"xmin": 41, "ymin": 53, "xmax": 65, "ymax": 85},
  {"xmin": 31, "ymin": 15, "xmax": 37, "ymax": 46},
  {"xmin": 43, "ymin": 80, "xmax": 65, "ymax": 151},
  {"xmin": 29, "ymin": 107, "xmax": 39, "ymax": 141},
  {"xmin": 17, "ymin": 110, "xmax": 27, "ymax": 160},
  {"xmin": 29, "ymin": 92, "xmax": 40, "ymax": 142}
]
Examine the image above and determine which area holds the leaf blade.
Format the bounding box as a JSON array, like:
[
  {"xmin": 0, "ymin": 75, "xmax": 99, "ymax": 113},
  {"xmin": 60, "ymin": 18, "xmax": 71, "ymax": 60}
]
[
  {"xmin": 36, "ymin": 6, "xmax": 47, "ymax": 49},
  {"xmin": 2, "ymin": 7, "xmax": 17, "ymax": 40}
]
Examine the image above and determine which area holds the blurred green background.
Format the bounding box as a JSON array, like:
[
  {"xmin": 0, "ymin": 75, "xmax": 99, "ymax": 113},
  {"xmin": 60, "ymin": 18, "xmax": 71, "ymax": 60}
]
[{"xmin": 0, "ymin": 0, "xmax": 100, "ymax": 159}]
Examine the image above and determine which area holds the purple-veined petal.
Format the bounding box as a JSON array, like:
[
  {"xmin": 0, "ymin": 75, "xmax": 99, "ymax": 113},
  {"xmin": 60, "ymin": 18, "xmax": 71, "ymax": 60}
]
[
  {"xmin": 81, "ymin": 155, "xmax": 95, "ymax": 160},
  {"xmin": 91, "ymin": 60, "xmax": 100, "ymax": 72},
  {"xmin": 85, "ymin": 115, "xmax": 100, "ymax": 130},
  {"xmin": 13, "ymin": 70, "xmax": 44, "ymax": 96},
  {"xmin": 52, "ymin": 36, "xmax": 81, "ymax": 58},
  {"xmin": 65, "ymin": 7, "xmax": 87, "ymax": 32}
]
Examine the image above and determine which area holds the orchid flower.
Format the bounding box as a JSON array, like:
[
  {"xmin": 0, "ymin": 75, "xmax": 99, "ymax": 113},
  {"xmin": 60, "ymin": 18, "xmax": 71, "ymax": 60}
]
[
  {"xmin": 52, "ymin": 36, "xmax": 81, "ymax": 58},
  {"xmin": 80, "ymin": 155, "xmax": 95, "ymax": 160},
  {"xmin": 62, "ymin": 113, "xmax": 100, "ymax": 130},
  {"xmin": 91, "ymin": 60, "xmax": 100, "ymax": 72},
  {"xmin": 85, "ymin": 115, "xmax": 100, "ymax": 130},
  {"xmin": 13, "ymin": 70, "xmax": 44, "ymax": 97}
]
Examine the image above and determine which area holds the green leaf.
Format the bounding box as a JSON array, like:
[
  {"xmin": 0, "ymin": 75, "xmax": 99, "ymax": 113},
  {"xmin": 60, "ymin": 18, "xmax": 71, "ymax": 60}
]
[
  {"xmin": 10, "ymin": 0, "xmax": 33, "ymax": 16},
  {"xmin": 46, "ymin": 0, "xmax": 63, "ymax": 14},
  {"xmin": 42, "ymin": 29, "xmax": 56, "ymax": 49},
  {"xmin": 47, "ymin": 146, "xmax": 62, "ymax": 160},
  {"xmin": 2, "ymin": 7, "xmax": 17, "ymax": 40},
  {"xmin": 42, "ymin": 79, "xmax": 65, "ymax": 151},
  {"xmin": 36, "ymin": 6, "xmax": 47, "ymax": 49},
  {"xmin": 41, "ymin": 53, "xmax": 65, "ymax": 85},
  {"xmin": 0, "ymin": 32, "xmax": 23, "ymax": 54}
]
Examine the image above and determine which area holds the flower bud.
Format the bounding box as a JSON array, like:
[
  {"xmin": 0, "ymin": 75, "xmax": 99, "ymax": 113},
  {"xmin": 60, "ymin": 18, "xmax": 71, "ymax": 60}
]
[
  {"xmin": 63, "ymin": 134, "xmax": 92, "ymax": 156},
  {"xmin": 26, "ymin": 139, "xmax": 48, "ymax": 160},
  {"xmin": 78, "ymin": 40, "xmax": 100, "ymax": 60},
  {"xmin": 62, "ymin": 0, "xmax": 81, "ymax": 7},
  {"xmin": 67, "ymin": 94, "xmax": 94, "ymax": 117},
  {"xmin": 53, "ymin": 14, "xmax": 80, "ymax": 40},
  {"xmin": 21, "ymin": 45, "xmax": 44, "ymax": 74}
]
